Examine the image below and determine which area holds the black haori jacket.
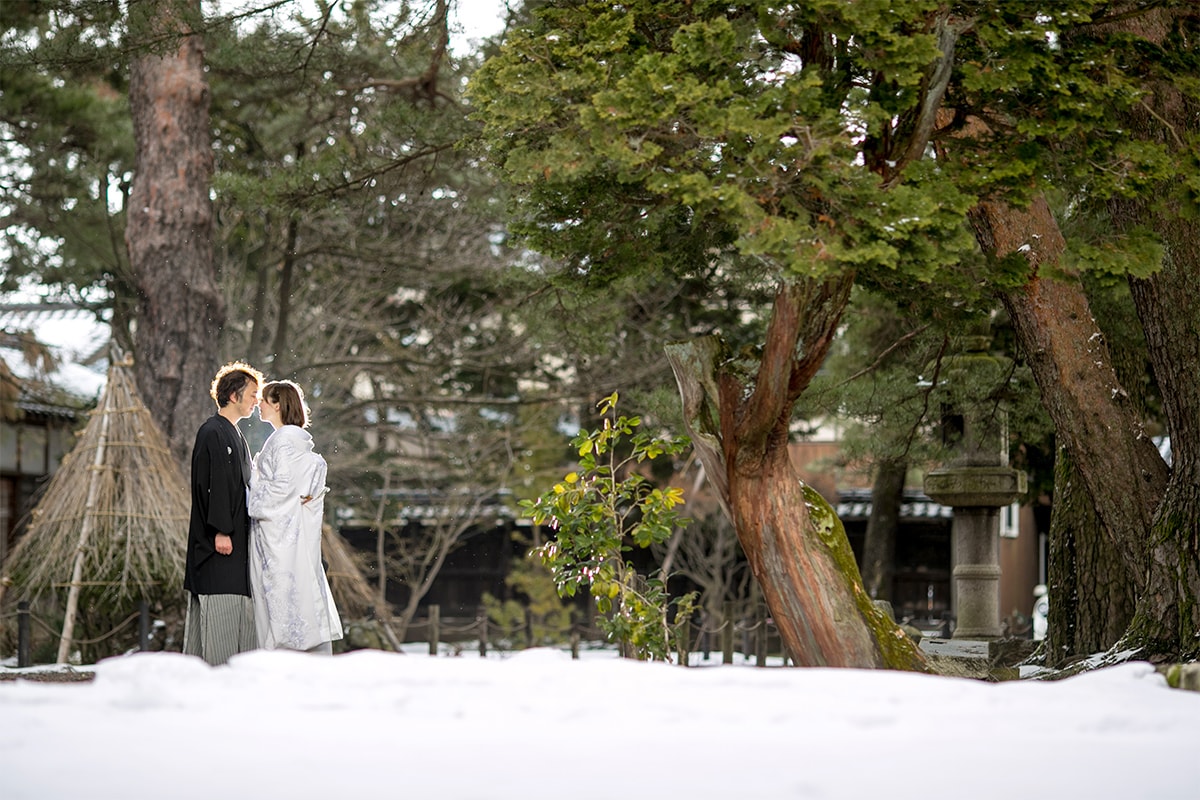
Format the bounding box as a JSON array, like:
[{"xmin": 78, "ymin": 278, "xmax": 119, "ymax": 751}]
[{"xmin": 184, "ymin": 414, "xmax": 253, "ymax": 596}]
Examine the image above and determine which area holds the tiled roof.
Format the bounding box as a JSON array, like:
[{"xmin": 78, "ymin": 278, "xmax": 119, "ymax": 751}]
[
  {"xmin": 1, "ymin": 301, "xmax": 109, "ymax": 407},
  {"xmin": 835, "ymin": 490, "xmax": 953, "ymax": 521}
]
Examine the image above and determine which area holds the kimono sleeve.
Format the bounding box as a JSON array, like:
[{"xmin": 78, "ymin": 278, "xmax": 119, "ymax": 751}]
[
  {"xmin": 248, "ymin": 438, "xmax": 297, "ymax": 524},
  {"xmin": 300, "ymin": 455, "xmax": 329, "ymax": 518}
]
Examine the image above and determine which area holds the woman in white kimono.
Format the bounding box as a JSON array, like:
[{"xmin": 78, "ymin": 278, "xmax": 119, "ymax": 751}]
[{"xmin": 248, "ymin": 380, "xmax": 343, "ymax": 654}]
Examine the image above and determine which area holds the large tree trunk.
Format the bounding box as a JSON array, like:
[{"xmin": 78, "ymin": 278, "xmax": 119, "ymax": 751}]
[
  {"xmin": 861, "ymin": 457, "xmax": 906, "ymax": 602},
  {"xmin": 970, "ymin": 192, "xmax": 1200, "ymax": 661},
  {"xmin": 1099, "ymin": 5, "xmax": 1200, "ymax": 660},
  {"xmin": 1120, "ymin": 241, "xmax": 1200, "ymax": 657},
  {"xmin": 970, "ymin": 196, "xmax": 1168, "ymax": 579},
  {"xmin": 1119, "ymin": 249, "xmax": 1200, "ymax": 657},
  {"xmin": 126, "ymin": 0, "xmax": 223, "ymax": 465},
  {"xmin": 1046, "ymin": 447, "xmax": 1135, "ymax": 666},
  {"xmin": 667, "ymin": 279, "xmax": 928, "ymax": 671}
]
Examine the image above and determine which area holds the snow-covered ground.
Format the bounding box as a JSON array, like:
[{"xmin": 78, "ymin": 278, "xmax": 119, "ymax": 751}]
[{"xmin": 2, "ymin": 647, "xmax": 1198, "ymax": 799}]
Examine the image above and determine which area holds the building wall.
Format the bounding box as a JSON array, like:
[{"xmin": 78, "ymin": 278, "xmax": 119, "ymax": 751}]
[
  {"xmin": 1000, "ymin": 504, "xmax": 1044, "ymax": 632},
  {"xmin": 0, "ymin": 414, "xmax": 79, "ymax": 569},
  {"xmin": 789, "ymin": 440, "xmax": 875, "ymax": 500}
]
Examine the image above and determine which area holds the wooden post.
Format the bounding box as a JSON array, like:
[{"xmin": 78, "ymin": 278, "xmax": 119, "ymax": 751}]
[
  {"xmin": 742, "ymin": 609, "xmax": 752, "ymax": 657},
  {"xmin": 137, "ymin": 600, "xmax": 150, "ymax": 651},
  {"xmin": 427, "ymin": 604, "xmax": 440, "ymax": 656},
  {"xmin": 58, "ymin": 381, "xmax": 114, "ymax": 664},
  {"xmin": 478, "ymin": 606, "xmax": 489, "ymax": 657},
  {"xmin": 755, "ymin": 604, "xmax": 768, "ymax": 667},
  {"xmin": 17, "ymin": 600, "xmax": 31, "ymax": 668},
  {"xmin": 678, "ymin": 616, "xmax": 691, "ymax": 667},
  {"xmin": 373, "ymin": 472, "xmax": 391, "ymax": 614},
  {"xmin": 570, "ymin": 625, "xmax": 580, "ymax": 659},
  {"xmin": 722, "ymin": 600, "xmax": 735, "ymax": 664},
  {"xmin": 524, "ymin": 606, "xmax": 534, "ymax": 647}
]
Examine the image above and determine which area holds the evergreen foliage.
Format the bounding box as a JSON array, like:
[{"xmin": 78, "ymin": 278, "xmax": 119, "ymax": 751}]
[
  {"xmin": 468, "ymin": 0, "xmax": 982, "ymax": 294},
  {"xmin": 0, "ymin": 0, "xmax": 135, "ymax": 325},
  {"xmin": 471, "ymin": 1, "xmax": 1200, "ymax": 663}
]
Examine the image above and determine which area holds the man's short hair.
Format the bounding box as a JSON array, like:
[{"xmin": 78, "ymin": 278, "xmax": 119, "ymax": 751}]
[{"xmin": 210, "ymin": 362, "xmax": 263, "ymax": 408}]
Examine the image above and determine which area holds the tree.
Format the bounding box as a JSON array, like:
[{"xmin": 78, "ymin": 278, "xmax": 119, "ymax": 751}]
[
  {"xmin": 941, "ymin": 3, "xmax": 1200, "ymax": 660},
  {"xmin": 125, "ymin": 0, "xmax": 223, "ymax": 463},
  {"xmin": 1091, "ymin": 4, "xmax": 1200, "ymax": 659},
  {"xmin": 0, "ymin": 1, "xmax": 138, "ymax": 339},
  {"xmin": 3, "ymin": 0, "xmax": 544, "ymax": 636},
  {"xmin": 3, "ymin": 0, "xmax": 227, "ymax": 462},
  {"xmin": 654, "ymin": 458, "xmax": 753, "ymax": 640},
  {"xmin": 805, "ymin": 297, "xmax": 964, "ymax": 605},
  {"xmin": 472, "ymin": 0, "xmax": 1200, "ymax": 666},
  {"xmin": 469, "ymin": 0, "xmax": 991, "ymax": 669},
  {"xmin": 360, "ymin": 420, "xmax": 518, "ymax": 642},
  {"xmin": 199, "ymin": 0, "xmax": 535, "ymax": 512}
]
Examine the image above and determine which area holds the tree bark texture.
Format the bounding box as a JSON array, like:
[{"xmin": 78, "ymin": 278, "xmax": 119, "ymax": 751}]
[
  {"xmin": 126, "ymin": 0, "xmax": 223, "ymax": 465},
  {"xmin": 971, "ymin": 196, "xmax": 1168, "ymax": 590},
  {"xmin": 1120, "ymin": 237, "xmax": 1200, "ymax": 656},
  {"xmin": 1099, "ymin": 5, "xmax": 1200, "ymax": 659},
  {"xmin": 1046, "ymin": 447, "xmax": 1135, "ymax": 666},
  {"xmin": 861, "ymin": 457, "xmax": 905, "ymax": 602},
  {"xmin": 667, "ymin": 278, "xmax": 928, "ymax": 671},
  {"xmin": 270, "ymin": 215, "xmax": 299, "ymax": 376}
]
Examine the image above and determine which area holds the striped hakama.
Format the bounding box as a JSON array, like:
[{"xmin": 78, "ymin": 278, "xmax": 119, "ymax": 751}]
[{"xmin": 183, "ymin": 592, "xmax": 257, "ymax": 666}]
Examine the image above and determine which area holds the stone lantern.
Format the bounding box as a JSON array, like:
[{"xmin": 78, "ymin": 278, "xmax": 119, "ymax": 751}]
[{"xmin": 922, "ymin": 332, "xmax": 1026, "ymax": 640}]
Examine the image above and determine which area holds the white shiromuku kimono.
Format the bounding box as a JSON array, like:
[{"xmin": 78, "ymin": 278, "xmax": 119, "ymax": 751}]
[{"xmin": 248, "ymin": 424, "xmax": 343, "ymax": 651}]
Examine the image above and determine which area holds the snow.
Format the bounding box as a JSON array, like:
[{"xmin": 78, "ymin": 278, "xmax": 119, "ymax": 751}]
[
  {"xmin": 450, "ymin": 0, "xmax": 507, "ymax": 53},
  {"xmin": 2, "ymin": 648, "xmax": 1199, "ymax": 799}
]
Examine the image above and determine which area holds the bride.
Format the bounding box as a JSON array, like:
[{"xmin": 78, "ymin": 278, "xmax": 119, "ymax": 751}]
[{"xmin": 248, "ymin": 380, "xmax": 343, "ymax": 654}]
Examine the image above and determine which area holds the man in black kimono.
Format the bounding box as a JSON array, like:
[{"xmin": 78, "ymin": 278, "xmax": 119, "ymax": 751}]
[{"xmin": 183, "ymin": 361, "xmax": 263, "ymax": 665}]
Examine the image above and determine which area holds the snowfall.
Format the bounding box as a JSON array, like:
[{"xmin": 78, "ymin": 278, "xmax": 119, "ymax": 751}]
[{"xmin": 2, "ymin": 646, "xmax": 1199, "ymax": 800}]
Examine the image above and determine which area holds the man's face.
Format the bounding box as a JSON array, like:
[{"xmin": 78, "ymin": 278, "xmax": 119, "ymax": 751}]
[{"xmin": 232, "ymin": 382, "xmax": 260, "ymax": 421}]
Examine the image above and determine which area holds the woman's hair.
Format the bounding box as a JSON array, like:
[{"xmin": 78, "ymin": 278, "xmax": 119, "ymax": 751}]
[
  {"xmin": 262, "ymin": 380, "xmax": 310, "ymax": 428},
  {"xmin": 210, "ymin": 362, "xmax": 263, "ymax": 408}
]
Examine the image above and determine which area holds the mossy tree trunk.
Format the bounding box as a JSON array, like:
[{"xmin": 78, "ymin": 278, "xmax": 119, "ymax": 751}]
[
  {"xmin": 666, "ymin": 279, "xmax": 928, "ymax": 671},
  {"xmin": 126, "ymin": 0, "xmax": 223, "ymax": 465},
  {"xmin": 1046, "ymin": 448, "xmax": 1135, "ymax": 666},
  {"xmin": 1099, "ymin": 5, "xmax": 1200, "ymax": 660},
  {"xmin": 1117, "ymin": 237, "xmax": 1200, "ymax": 658}
]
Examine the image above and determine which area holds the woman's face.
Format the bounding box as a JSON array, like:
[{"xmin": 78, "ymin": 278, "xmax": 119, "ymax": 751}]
[{"xmin": 259, "ymin": 394, "xmax": 281, "ymax": 428}]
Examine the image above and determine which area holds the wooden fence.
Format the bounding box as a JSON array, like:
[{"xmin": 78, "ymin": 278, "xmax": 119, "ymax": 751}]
[
  {"xmin": 3, "ymin": 598, "xmax": 788, "ymax": 667},
  {"xmin": 411, "ymin": 600, "xmax": 788, "ymax": 666}
]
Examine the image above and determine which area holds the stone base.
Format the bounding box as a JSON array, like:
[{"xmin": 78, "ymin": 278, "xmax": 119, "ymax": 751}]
[
  {"xmin": 921, "ymin": 638, "xmax": 991, "ymax": 680},
  {"xmin": 920, "ymin": 637, "xmax": 1030, "ymax": 681}
]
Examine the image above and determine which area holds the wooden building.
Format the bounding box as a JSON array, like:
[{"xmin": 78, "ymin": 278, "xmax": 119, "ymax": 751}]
[{"xmin": 1, "ymin": 303, "xmax": 107, "ymax": 571}]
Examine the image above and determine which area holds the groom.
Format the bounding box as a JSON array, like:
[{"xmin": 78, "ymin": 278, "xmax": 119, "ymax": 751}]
[{"xmin": 182, "ymin": 361, "xmax": 263, "ymax": 666}]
